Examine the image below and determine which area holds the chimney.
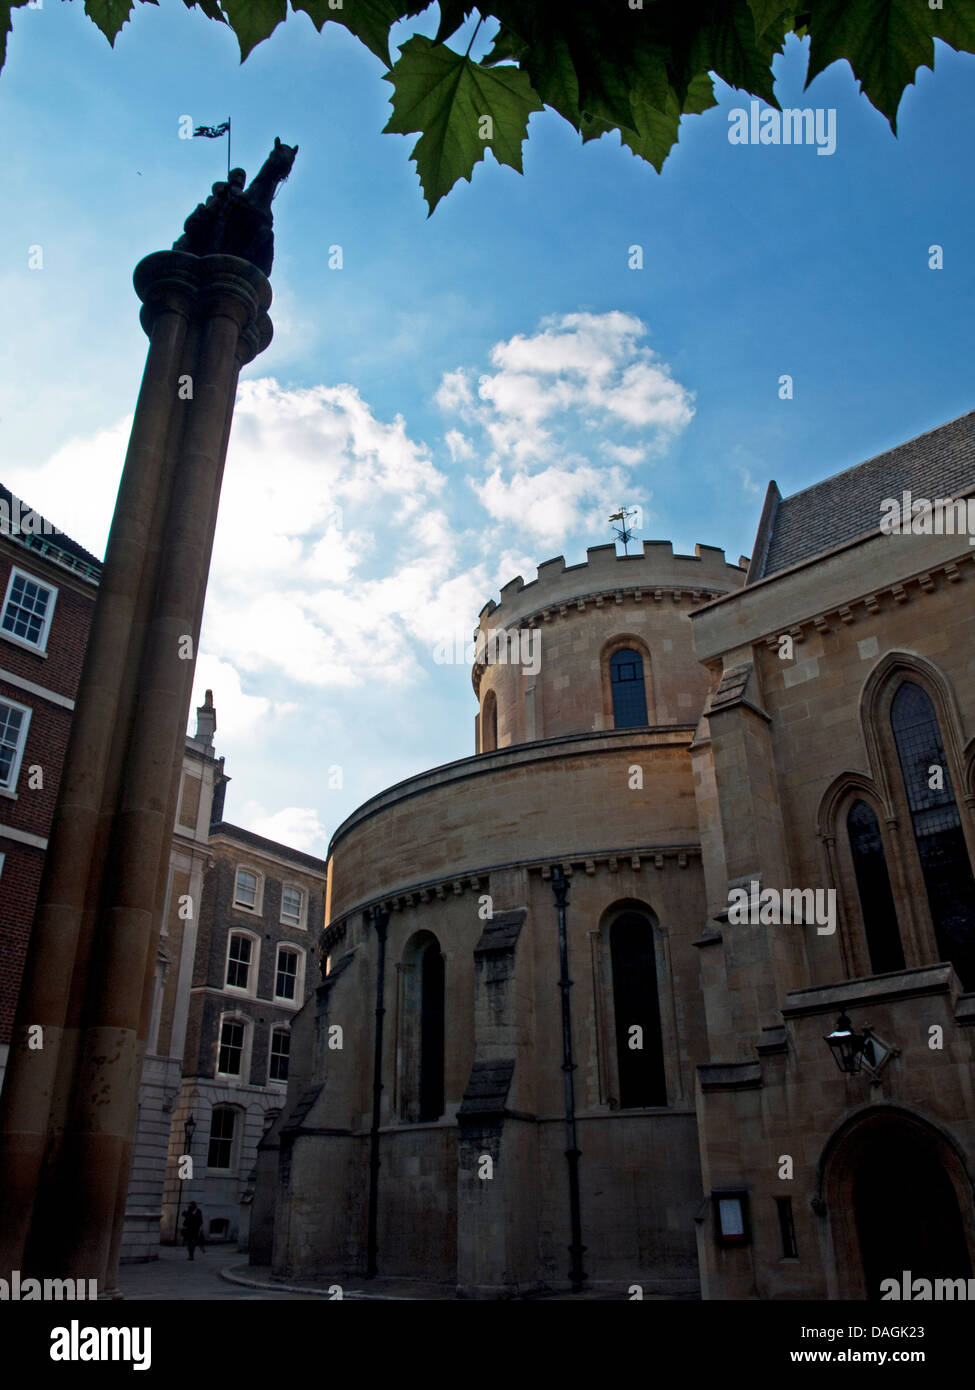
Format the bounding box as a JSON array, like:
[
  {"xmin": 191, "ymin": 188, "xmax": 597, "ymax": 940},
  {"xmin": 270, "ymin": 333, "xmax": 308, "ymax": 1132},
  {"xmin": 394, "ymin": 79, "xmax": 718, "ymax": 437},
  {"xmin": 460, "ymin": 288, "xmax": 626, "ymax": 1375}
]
[
  {"xmin": 210, "ymin": 758, "xmax": 230, "ymax": 826},
  {"xmin": 195, "ymin": 688, "xmax": 217, "ymax": 749}
]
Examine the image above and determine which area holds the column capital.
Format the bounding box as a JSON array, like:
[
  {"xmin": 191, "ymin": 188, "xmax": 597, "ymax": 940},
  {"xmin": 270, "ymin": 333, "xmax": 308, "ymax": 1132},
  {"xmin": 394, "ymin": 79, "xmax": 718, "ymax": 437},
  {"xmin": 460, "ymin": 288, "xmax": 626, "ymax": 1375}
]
[{"xmin": 133, "ymin": 250, "xmax": 273, "ymax": 364}]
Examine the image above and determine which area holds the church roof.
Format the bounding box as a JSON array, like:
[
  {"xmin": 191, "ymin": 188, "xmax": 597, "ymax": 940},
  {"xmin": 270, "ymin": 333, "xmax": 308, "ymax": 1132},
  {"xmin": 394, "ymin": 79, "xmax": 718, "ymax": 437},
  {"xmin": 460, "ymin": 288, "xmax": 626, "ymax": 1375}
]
[{"xmin": 748, "ymin": 409, "xmax": 975, "ymax": 582}]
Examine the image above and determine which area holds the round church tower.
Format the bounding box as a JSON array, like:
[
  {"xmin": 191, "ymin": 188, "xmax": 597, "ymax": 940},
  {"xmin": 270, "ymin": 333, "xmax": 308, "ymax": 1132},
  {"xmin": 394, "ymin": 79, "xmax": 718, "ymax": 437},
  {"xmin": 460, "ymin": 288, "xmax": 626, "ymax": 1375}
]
[
  {"xmin": 271, "ymin": 540, "xmax": 748, "ymax": 1297},
  {"xmin": 474, "ymin": 540, "xmax": 743, "ymax": 751}
]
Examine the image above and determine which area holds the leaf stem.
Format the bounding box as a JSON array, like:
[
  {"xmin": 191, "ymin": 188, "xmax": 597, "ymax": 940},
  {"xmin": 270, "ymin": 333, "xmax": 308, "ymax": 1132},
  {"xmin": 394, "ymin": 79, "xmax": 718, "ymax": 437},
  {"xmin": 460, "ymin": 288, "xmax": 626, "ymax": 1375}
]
[{"xmin": 464, "ymin": 13, "xmax": 483, "ymax": 59}]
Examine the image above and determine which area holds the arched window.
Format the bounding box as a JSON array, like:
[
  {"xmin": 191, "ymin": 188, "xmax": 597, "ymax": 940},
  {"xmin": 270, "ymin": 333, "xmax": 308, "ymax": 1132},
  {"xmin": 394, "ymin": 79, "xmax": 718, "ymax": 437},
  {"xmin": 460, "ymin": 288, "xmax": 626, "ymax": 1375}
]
[
  {"xmin": 398, "ymin": 932, "xmax": 446, "ymax": 1122},
  {"xmin": 891, "ymin": 682, "xmax": 975, "ymax": 988},
  {"xmin": 419, "ymin": 940, "xmax": 445, "ymax": 1121},
  {"xmin": 610, "ymin": 648, "xmax": 648, "ymax": 728},
  {"xmin": 482, "ymin": 690, "xmax": 498, "ymax": 752},
  {"xmin": 610, "ymin": 913, "xmax": 666, "ymax": 1107},
  {"xmin": 847, "ymin": 800, "xmax": 905, "ymax": 974}
]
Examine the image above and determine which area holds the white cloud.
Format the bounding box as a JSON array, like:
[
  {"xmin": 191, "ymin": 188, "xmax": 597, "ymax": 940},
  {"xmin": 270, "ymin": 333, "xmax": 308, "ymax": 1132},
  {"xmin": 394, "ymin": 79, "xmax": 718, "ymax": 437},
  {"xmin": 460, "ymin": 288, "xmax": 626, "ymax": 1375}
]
[
  {"xmin": 471, "ymin": 462, "xmax": 631, "ymax": 548},
  {"xmin": 603, "ymin": 443, "xmax": 646, "ymax": 466},
  {"xmin": 239, "ymin": 802, "xmax": 330, "ymax": 856},
  {"xmin": 190, "ymin": 655, "xmax": 295, "ymax": 741},
  {"xmin": 2, "ymin": 416, "xmax": 130, "ymax": 559},
  {"xmin": 434, "ymin": 311, "xmax": 693, "ymax": 546},
  {"xmin": 434, "ymin": 368, "xmax": 474, "ymax": 413},
  {"xmin": 445, "ymin": 428, "xmax": 475, "ymax": 462}
]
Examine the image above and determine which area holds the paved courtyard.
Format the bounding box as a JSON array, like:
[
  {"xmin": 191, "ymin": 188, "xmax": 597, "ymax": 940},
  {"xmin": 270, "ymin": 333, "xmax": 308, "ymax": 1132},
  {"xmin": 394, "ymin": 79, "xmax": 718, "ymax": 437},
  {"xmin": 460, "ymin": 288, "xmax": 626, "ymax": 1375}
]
[
  {"xmin": 116, "ymin": 1245, "xmax": 691, "ymax": 1300},
  {"xmin": 117, "ymin": 1244, "xmax": 320, "ymax": 1301}
]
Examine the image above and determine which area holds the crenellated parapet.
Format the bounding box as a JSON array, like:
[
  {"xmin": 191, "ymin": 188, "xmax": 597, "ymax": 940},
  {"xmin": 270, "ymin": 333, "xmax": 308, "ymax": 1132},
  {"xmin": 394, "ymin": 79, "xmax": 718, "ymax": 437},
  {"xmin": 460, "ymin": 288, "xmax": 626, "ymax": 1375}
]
[{"xmin": 476, "ymin": 542, "xmax": 748, "ymax": 635}]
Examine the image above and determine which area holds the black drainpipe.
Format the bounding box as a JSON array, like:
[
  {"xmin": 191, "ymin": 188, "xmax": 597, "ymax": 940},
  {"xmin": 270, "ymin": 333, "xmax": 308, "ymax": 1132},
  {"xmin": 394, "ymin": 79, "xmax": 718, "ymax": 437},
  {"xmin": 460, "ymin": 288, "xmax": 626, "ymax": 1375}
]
[
  {"xmin": 552, "ymin": 865, "xmax": 586, "ymax": 1291},
  {"xmin": 366, "ymin": 903, "xmax": 389, "ymax": 1279}
]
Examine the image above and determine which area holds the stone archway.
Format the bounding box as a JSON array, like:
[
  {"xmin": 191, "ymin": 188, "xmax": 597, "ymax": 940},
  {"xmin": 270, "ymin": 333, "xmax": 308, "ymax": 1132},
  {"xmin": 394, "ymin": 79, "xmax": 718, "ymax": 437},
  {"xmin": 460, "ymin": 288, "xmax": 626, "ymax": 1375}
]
[{"xmin": 820, "ymin": 1107, "xmax": 975, "ymax": 1299}]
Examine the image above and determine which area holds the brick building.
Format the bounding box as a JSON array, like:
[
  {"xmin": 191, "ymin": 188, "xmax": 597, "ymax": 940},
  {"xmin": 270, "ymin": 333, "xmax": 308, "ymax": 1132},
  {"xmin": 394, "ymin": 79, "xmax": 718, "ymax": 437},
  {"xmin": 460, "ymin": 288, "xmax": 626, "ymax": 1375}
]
[
  {"xmin": 0, "ymin": 484, "xmax": 326, "ymax": 1260},
  {"xmin": 0, "ymin": 487, "xmax": 101, "ymax": 1087},
  {"xmin": 258, "ymin": 410, "xmax": 975, "ymax": 1298},
  {"xmin": 120, "ymin": 693, "xmax": 227, "ymax": 1260},
  {"xmin": 160, "ymin": 823, "xmax": 325, "ymax": 1248}
]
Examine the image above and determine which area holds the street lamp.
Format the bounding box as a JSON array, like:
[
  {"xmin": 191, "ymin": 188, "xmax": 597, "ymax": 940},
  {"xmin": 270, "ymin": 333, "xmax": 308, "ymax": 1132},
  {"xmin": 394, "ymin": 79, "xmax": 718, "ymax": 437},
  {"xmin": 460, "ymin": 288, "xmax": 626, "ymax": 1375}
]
[
  {"xmin": 174, "ymin": 1113, "xmax": 196, "ymax": 1242},
  {"xmin": 824, "ymin": 1012, "xmax": 868, "ymax": 1074}
]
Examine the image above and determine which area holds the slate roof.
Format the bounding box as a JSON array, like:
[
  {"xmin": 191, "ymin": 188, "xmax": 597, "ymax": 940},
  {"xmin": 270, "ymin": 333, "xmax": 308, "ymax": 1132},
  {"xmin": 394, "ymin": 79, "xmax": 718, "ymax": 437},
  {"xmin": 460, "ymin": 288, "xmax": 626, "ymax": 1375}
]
[
  {"xmin": 474, "ymin": 907, "xmax": 526, "ymax": 954},
  {"xmin": 705, "ymin": 664, "xmax": 756, "ymax": 717},
  {"xmin": 458, "ymin": 1058, "xmax": 516, "ymax": 1117},
  {"xmin": 209, "ymin": 820, "xmax": 326, "ymax": 874},
  {"xmin": 751, "ymin": 410, "xmax": 975, "ymax": 581},
  {"xmin": 0, "ymin": 482, "xmax": 103, "ymax": 579}
]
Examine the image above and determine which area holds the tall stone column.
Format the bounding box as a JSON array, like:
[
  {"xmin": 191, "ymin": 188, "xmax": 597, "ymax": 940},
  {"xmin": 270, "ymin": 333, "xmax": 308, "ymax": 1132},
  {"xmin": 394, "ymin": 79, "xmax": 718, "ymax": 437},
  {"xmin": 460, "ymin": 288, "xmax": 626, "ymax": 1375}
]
[{"xmin": 0, "ymin": 250, "xmax": 272, "ymax": 1292}]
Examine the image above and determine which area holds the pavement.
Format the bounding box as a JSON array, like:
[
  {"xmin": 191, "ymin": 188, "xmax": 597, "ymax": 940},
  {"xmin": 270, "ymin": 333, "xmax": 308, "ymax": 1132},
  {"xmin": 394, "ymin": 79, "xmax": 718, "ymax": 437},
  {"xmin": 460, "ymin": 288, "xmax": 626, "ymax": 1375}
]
[
  {"xmin": 116, "ymin": 1243, "xmax": 320, "ymax": 1301},
  {"xmin": 116, "ymin": 1244, "xmax": 460, "ymax": 1300},
  {"xmin": 116, "ymin": 1246, "xmax": 694, "ymax": 1300}
]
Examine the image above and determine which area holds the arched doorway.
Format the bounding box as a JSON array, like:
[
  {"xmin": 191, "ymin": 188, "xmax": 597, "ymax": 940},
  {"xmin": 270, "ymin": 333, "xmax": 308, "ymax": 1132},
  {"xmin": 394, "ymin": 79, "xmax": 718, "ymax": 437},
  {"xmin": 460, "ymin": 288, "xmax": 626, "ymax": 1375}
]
[{"xmin": 822, "ymin": 1108, "xmax": 975, "ymax": 1298}]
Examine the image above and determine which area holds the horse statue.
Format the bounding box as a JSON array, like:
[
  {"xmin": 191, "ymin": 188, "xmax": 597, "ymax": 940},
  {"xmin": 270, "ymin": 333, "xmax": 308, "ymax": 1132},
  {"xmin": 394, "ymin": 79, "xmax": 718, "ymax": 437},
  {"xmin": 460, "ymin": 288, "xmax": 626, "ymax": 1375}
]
[{"xmin": 173, "ymin": 136, "xmax": 298, "ymax": 276}]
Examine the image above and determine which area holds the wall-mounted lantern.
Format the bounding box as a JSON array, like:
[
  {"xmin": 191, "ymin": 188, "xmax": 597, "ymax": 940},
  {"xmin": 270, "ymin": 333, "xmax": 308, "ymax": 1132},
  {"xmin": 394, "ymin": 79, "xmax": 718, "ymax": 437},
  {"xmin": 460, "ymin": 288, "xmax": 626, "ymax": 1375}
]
[{"xmin": 824, "ymin": 1012, "xmax": 867, "ymax": 1074}]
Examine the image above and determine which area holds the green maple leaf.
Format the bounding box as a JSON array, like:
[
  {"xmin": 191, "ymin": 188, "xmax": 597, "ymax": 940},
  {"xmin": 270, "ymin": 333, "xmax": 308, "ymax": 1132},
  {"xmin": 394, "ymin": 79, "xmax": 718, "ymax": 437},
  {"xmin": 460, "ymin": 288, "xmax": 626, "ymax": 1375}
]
[
  {"xmin": 384, "ymin": 34, "xmax": 544, "ymax": 214},
  {"xmin": 928, "ymin": 4, "xmax": 975, "ymax": 56},
  {"xmin": 433, "ymin": 0, "xmax": 474, "ymax": 46},
  {"xmin": 805, "ymin": 0, "xmax": 934, "ymax": 129},
  {"xmin": 181, "ymin": 0, "xmax": 226, "ymax": 24},
  {"xmin": 480, "ymin": 21, "xmax": 527, "ymax": 67},
  {"xmin": 582, "ymin": 101, "xmax": 678, "ymax": 175},
  {"xmin": 747, "ymin": 0, "xmax": 795, "ymax": 41},
  {"xmin": 293, "ymin": 0, "xmax": 414, "ymax": 65},
  {"xmin": 521, "ymin": 32, "xmax": 581, "ymax": 128},
  {"xmin": 220, "ymin": 0, "xmax": 286, "ymax": 60},
  {"xmin": 83, "ymin": 0, "xmax": 135, "ymax": 45},
  {"xmin": 679, "ymin": 70, "xmax": 719, "ymax": 117},
  {"xmin": 686, "ymin": 0, "xmax": 780, "ymax": 106},
  {"xmin": 582, "ymin": 71, "xmax": 717, "ymax": 175},
  {"xmin": 490, "ymin": 3, "xmax": 637, "ymax": 133}
]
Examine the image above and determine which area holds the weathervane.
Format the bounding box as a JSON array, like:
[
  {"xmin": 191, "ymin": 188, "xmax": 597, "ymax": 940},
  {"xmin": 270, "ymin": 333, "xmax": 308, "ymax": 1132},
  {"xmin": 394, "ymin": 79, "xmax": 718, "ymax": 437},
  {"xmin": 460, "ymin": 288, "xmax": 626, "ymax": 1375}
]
[{"xmin": 608, "ymin": 505, "xmax": 639, "ymax": 554}]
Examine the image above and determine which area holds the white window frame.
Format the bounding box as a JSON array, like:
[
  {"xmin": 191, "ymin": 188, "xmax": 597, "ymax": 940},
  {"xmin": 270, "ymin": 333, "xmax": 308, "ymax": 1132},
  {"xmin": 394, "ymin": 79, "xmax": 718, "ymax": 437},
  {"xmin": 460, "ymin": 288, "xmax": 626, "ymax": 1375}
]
[
  {"xmin": 205, "ymin": 1104, "xmax": 241, "ymax": 1172},
  {"xmin": 1, "ymin": 566, "xmax": 58, "ymax": 655},
  {"xmin": 224, "ymin": 929, "xmax": 260, "ymax": 998},
  {"xmin": 273, "ymin": 944, "xmax": 304, "ymax": 1004},
  {"xmin": 280, "ymin": 882, "xmax": 306, "ymax": 930},
  {"xmin": 0, "ymin": 695, "xmax": 32, "ymax": 795},
  {"xmin": 233, "ymin": 863, "xmax": 264, "ymax": 914},
  {"xmin": 268, "ymin": 1026, "xmax": 291, "ymax": 1087},
  {"xmin": 215, "ymin": 1012, "xmax": 252, "ymax": 1080}
]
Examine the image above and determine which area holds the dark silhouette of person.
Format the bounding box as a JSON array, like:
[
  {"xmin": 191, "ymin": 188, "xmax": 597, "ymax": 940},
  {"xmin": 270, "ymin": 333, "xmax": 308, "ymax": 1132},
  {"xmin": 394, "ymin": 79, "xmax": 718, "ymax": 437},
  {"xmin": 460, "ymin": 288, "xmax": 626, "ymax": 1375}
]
[{"xmin": 182, "ymin": 1202, "xmax": 205, "ymax": 1261}]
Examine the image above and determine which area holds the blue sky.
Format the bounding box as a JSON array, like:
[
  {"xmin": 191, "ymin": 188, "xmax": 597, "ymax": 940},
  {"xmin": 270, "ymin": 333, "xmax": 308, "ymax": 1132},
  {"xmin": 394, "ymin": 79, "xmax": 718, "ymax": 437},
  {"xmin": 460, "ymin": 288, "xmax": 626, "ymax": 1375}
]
[{"xmin": 1, "ymin": 4, "xmax": 973, "ymax": 853}]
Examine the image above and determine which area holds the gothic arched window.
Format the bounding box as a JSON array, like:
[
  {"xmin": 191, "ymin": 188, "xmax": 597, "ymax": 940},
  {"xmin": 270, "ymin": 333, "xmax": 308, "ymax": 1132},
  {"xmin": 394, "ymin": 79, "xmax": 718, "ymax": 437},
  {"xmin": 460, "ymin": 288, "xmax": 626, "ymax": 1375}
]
[
  {"xmin": 891, "ymin": 682, "xmax": 975, "ymax": 988},
  {"xmin": 482, "ymin": 689, "xmax": 498, "ymax": 752},
  {"xmin": 610, "ymin": 649, "xmax": 648, "ymax": 729},
  {"xmin": 847, "ymin": 800, "xmax": 905, "ymax": 974},
  {"xmin": 610, "ymin": 913, "xmax": 666, "ymax": 1107},
  {"xmin": 399, "ymin": 932, "xmax": 446, "ymax": 1123}
]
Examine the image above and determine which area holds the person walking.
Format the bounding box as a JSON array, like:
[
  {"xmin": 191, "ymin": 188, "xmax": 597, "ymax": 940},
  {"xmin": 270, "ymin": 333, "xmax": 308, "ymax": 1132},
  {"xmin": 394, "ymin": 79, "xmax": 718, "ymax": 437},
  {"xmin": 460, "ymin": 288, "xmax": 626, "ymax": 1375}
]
[{"xmin": 182, "ymin": 1201, "xmax": 205, "ymax": 1260}]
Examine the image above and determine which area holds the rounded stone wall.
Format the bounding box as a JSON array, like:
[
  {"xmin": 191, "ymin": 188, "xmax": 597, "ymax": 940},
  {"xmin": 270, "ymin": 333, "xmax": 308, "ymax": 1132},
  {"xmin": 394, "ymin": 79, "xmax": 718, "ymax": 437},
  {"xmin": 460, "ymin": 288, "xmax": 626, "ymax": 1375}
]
[{"xmin": 473, "ymin": 541, "xmax": 746, "ymax": 751}]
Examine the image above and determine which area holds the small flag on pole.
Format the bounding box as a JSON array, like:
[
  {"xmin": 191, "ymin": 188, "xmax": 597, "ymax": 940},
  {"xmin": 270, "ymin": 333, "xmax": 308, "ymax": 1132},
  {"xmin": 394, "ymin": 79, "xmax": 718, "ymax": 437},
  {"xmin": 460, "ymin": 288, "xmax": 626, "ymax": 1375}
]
[{"xmin": 193, "ymin": 118, "xmax": 232, "ymax": 177}]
